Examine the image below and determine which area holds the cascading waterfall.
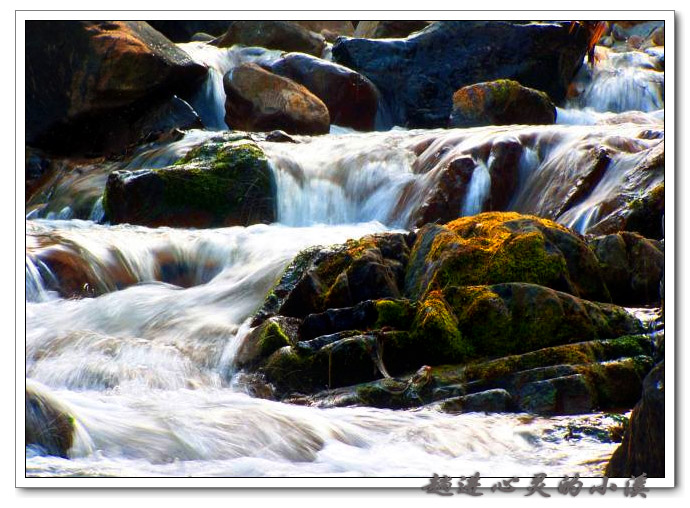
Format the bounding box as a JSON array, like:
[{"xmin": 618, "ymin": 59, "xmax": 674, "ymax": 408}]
[{"xmin": 26, "ymin": 33, "xmax": 665, "ymax": 478}]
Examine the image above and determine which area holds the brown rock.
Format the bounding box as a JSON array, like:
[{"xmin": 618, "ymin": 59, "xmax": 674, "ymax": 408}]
[
  {"xmin": 213, "ymin": 21, "xmax": 326, "ymax": 56},
  {"xmin": 269, "ymin": 53, "xmax": 379, "ymax": 131},
  {"xmin": 223, "ymin": 63, "xmax": 330, "ymax": 135}
]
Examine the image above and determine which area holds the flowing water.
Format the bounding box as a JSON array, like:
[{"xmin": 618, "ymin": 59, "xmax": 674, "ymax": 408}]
[{"xmin": 25, "ymin": 40, "xmax": 664, "ymax": 478}]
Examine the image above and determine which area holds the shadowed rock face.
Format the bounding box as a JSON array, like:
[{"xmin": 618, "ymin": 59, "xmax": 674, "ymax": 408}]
[
  {"xmin": 223, "ymin": 63, "xmax": 330, "ymax": 135},
  {"xmin": 25, "ymin": 21, "xmax": 207, "ymax": 154},
  {"xmin": 333, "ymin": 21, "xmax": 588, "ymax": 128},
  {"xmin": 606, "ymin": 361, "xmax": 665, "ymax": 478}
]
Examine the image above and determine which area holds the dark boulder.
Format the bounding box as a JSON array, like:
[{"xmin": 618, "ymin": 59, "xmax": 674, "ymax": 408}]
[
  {"xmin": 449, "ymin": 79, "xmax": 556, "ymax": 128},
  {"xmin": 589, "ymin": 232, "xmax": 664, "ymax": 306},
  {"xmin": 332, "ymin": 21, "xmax": 588, "ymax": 128},
  {"xmin": 606, "ymin": 361, "xmax": 665, "ymax": 478},
  {"xmin": 25, "ymin": 21, "xmax": 207, "ymax": 154},
  {"xmin": 213, "ymin": 21, "xmax": 326, "ymax": 57},
  {"xmin": 223, "ymin": 63, "xmax": 330, "ymax": 135},
  {"xmin": 103, "ymin": 140, "xmax": 275, "ymax": 228},
  {"xmin": 269, "ymin": 53, "xmax": 379, "ymax": 131}
]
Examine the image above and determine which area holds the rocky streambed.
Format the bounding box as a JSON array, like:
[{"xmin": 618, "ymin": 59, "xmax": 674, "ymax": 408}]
[{"xmin": 25, "ymin": 19, "xmax": 665, "ymax": 479}]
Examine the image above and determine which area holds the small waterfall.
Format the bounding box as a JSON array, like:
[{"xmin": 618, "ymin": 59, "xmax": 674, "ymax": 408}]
[
  {"xmin": 178, "ymin": 42, "xmax": 284, "ymax": 130},
  {"xmin": 566, "ymin": 48, "xmax": 664, "ymax": 114},
  {"xmin": 26, "ymin": 255, "xmax": 56, "ymax": 303},
  {"xmin": 461, "ymin": 160, "xmax": 491, "ymax": 216}
]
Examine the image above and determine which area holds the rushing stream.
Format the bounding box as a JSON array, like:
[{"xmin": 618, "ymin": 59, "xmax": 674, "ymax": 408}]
[{"xmin": 25, "ymin": 30, "xmax": 664, "ymax": 478}]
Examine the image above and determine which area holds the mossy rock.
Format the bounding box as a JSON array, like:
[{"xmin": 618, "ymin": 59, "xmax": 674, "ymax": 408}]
[
  {"xmin": 235, "ymin": 316, "xmax": 301, "ymax": 368},
  {"xmin": 449, "ymin": 79, "xmax": 556, "ymax": 128},
  {"xmin": 445, "ymin": 283, "xmax": 642, "ymax": 358},
  {"xmin": 404, "ymin": 212, "xmax": 610, "ymax": 302},
  {"xmin": 103, "ymin": 140, "xmax": 275, "ymax": 228},
  {"xmin": 254, "ymin": 233, "xmax": 410, "ymax": 323},
  {"xmin": 624, "ymin": 182, "xmax": 664, "ymax": 240}
]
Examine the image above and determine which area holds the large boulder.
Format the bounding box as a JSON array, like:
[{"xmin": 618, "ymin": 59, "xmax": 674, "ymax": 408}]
[
  {"xmin": 404, "ymin": 212, "xmax": 611, "ymax": 303},
  {"xmin": 606, "ymin": 361, "xmax": 665, "ymax": 477},
  {"xmin": 103, "ymin": 140, "xmax": 275, "ymax": 228},
  {"xmin": 449, "ymin": 79, "xmax": 556, "ymax": 127},
  {"xmin": 269, "ymin": 53, "xmax": 379, "ymax": 131},
  {"xmin": 332, "ymin": 21, "xmax": 589, "ymax": 128},
  {"xmin": 213, "ymin": 21, "xmax": 326, "ymax": 56},
  {"xmin": 25, "ymin": 21, "xmax": 207, "ymax": 154},
  {"xmin": 223, "ymin": 63, "xmax": 330, "ymax": 135}
]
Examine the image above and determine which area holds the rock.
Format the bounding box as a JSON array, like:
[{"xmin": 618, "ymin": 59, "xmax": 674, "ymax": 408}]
[
  {"xmin": 213, "ymin": 21, "xmax": 326, "ymax": 57},
  {"xmin": 623, "ymin": 182, "xmax": 665, "ymax": 240},
  {"xmin": 253, "ymin": 233, "xmax": 410, "ymax": 324},
  {"xmin": 26, "ymin": 384, "xmax": 75, "ymax": 458},
  {"xmin": 103, "ymin": 140, "xmax": 275, "ymax": 228},
  {"xmin": 589, "ymin": 232, "xmax": 664, "ymax": 305},
  {"xmin": 606, "ymin": 361, "xmax": 665, "ymax": 477},
  {"xmin": 439, "ymin": 389, "xmax": 513, "ymax": 413},
  {"xmin": 25, "ymin": 21, "xmax": 207, "ymax": 154},
  {"xmin": 444, "ymin": 283, "xmax": 643, "ymax": 359},
  {"xmin": 235, "ymin": 316, "xmax": 301, "ymax": 368},
  {"xmin": 223, "ymin": 63, "xmax": 330, "ymax": 135},
  {"xmin": 146, "ymin": 20, "xmax": 232, "ymax": 42},
  {"xmin": 269, "ymin": 53, "xmax": 379, "ymax": 131},
  {"xmin": 294, "ymin": 21, "xmax": 355, "ymax": 41},
  {"xmin": 404, "ymin": 212, "xmax": 610, "ymax": 303},
  {"xmin": 130, "ymin": 96, "xmax": 203, "ymax": 145},
  {"xmin": 332, "ymin": 21, "xmax": 588, "ymax": 128},
  {"xmin": 449, "ymin": 80, "xmax": 556, "ymax": 127},
  {"xmin": 518, "ymin": 374, "xmax": 595, "ymax": 415},
  {"xmin": 353, "ymin": 20, "xmax": 432, "ymax": 39},
  {"xmin": 262, "ymin": 334, "xmax": 382, "ymax": 394}
]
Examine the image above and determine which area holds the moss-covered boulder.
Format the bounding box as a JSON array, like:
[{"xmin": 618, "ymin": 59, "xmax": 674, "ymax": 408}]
[
  {"xmin": 405, "ymin": 212, "xmax": 610, "ymax": 302},
  {"xmin": 234, "ymin": 316, "xmax": 301, "ymax": 369},
  {"xmin": 449, "ymin": 79, "xmax": 556, "ymax": 128},
  {"xmin": 445, "ymin": 283, "xmax": 642, "ymax": 358},
  {"xmin": 103, "ymin": 140, "xmax": 275, "ymax": 228},
  {"xmin": 253, "ymin": 232, "xmax": 412, "ymax": 324}
]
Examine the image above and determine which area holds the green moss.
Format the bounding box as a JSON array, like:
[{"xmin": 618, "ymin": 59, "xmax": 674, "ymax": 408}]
[
  {"xmin": 374, "ymin": 299, "xmax": 416, "ymax": 329},
  {"xmin": 156, "ymin": 141, "xmax": 271, "ymax": 216},
  {"xmin": 257, "ymin": 321, "xmax": 291, "ymax": 358},
  {"xmin": 410, "ymin": 290, "xmax": 471, "ymax": 364}
]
